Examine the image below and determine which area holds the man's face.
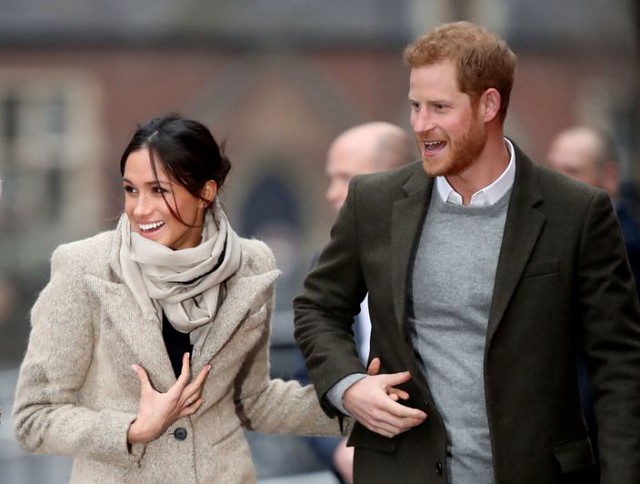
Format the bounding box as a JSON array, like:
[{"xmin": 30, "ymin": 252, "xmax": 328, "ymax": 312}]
[
  {"xmin": 546, "ymin": 133, "xmax": 601, "ymax": 187},
  {"xmin": 325, "ymin": 140, "xmax": 376, "ymax": 214},
  {"xmin": 409, "ymin": 60, "xmax": 486, "ymax": 177}
]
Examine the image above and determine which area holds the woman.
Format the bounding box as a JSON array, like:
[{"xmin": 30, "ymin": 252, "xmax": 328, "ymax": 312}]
[{"xmin": 13, "ymin": 114, "xmax": 342, "ymax": 483}]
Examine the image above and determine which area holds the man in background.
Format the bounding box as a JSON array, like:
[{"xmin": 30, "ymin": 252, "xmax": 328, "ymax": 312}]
[
  {"xmin": 546, "ymin": 125, "xmax": 640, "ymax": 288},
  {"xmin": 303, "ymin": 121, "xmax": 413, "ymax": 483}
]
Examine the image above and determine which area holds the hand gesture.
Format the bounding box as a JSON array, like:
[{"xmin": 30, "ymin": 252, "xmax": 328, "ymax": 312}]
[
  {"xmin": 127, "ymin": 353, "xmax": 211, "ymax": 444},
  {"xmin": 343, "ymin": 357, "xmax": 427, "ymax": 438}
]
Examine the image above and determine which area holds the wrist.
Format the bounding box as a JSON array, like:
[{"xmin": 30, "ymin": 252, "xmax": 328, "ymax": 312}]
[{"xmin": 127, "ymin": 417, "xmax": 156, "ymax": 444}]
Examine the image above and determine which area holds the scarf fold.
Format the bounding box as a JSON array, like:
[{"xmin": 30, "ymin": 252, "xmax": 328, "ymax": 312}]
[{"xmin": 119, "ymin": 200, "xmax": 242, "ymax": 340}]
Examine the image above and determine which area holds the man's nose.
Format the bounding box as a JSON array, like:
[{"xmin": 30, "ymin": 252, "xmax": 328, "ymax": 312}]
[{"xmin": 412, "ymin": 109, "xmax": 434, "ymax": 133}]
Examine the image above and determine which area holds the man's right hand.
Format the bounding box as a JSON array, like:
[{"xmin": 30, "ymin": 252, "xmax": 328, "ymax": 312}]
[{"xmin": 343, "ymin": 360, "xmax": 427, "ymax": 438}]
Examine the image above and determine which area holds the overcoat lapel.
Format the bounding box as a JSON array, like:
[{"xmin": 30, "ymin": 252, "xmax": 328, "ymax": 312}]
[
  {"xmin": 85, "ymin": 276, "xmax": 176, "ymax": 390},
  {"xmin": 390, "ymin": 164, "xmax": 432, "ymax": 334},
  {"xmin": 487, "ymin": 148, "xmax": 545, "ymax": 343},
  {"xmin": 193, "ymin": 268, "xmax": 280, "ymax": 372}
]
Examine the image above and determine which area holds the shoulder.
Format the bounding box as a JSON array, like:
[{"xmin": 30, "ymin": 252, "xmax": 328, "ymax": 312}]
[
  {"xmin": 354, "ymin": 160, "xmax": 424, "ymax": 191},
  {"xmin": 529, "ymin": 158, "xmax": 605, "ymax": 206},
  {"xmin": 51, "ymin": 229, "xmax": 116, "ymax": 276},
  {"xmin": 513, "ymin": 144, "xmax": 605, "ymax": 209},
  {"xmin": 239, "ymin": 237, "xmax": 277, "ymax": 273},
  {"xmin": 347, "ymin": 161, "xmax": 426, "ymax": 211}
]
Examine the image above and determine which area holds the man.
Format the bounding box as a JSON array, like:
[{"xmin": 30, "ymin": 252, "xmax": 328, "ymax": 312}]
[
  {"xmin": 325, "ymin": 122, "xmax": 414, "ymax": 215},
  {"xmin": 294, "ymin": 21, "xmax": 640, "ymax": 483},
  {"xmin": 303, "ymin": 122, "xmax": 413, "ymax": 483},
  {"xmin": 546, "ymin": 125, "xmax": 640, "ymax": 289}
]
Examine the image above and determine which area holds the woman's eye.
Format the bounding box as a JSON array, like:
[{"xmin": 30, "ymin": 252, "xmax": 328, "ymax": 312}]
[
  {"xmin": 152, "ymin": 186, "xmax": 168, "ymax": 194},
  {"xmin": 123, "ymin": 185, "xmax": 136, "ymax": 194}
]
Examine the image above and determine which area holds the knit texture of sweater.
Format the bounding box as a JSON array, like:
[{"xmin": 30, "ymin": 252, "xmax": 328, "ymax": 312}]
[{"xmin": 409, "ymin": 187, "xmax": 511, "ymax": 484}]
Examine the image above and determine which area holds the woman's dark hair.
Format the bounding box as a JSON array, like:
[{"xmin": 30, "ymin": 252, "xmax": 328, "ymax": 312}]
[{"xmin": 120, "ymin": 113, "xmax": 231, "ymax": 224}]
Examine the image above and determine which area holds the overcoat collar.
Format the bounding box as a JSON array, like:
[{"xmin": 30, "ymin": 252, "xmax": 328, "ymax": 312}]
[
  {"xmin": 85, "ymin": 231, "xmax": 278, "ymax": 392},
  {"xmin": 391, "ymin": 143, "xmax": 545, "ymax": 348}
]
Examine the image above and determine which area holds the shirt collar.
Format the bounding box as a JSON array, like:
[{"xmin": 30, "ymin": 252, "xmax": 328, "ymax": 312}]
[{"xmin": 435, "ymin": 138, "xmax": 516, "ymax": 207}]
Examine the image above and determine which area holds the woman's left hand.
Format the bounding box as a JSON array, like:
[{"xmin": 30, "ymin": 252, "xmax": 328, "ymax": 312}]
[{"xmin": 127, "ymin": 353, "xmax": 211, "ymax": 444}]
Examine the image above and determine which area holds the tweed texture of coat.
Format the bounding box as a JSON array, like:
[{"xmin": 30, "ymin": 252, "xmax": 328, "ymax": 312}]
[{"xmin": 13, "ymin": 227, "xmax": 340, "ymax": 483}]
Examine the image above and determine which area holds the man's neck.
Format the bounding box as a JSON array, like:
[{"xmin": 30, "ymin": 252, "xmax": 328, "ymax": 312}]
[{"xmin": 446, "ymin": 136, "xmax": 510, "ymax": 206}]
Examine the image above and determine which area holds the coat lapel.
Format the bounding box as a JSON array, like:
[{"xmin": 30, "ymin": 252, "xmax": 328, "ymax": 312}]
[
  {"xmin": 487, "ymin": 147, "xmax": 545, "ymax": 343},
  {"xmin": 85, "ymin": 276, "xmax": 177, "ymax": 390},
  {"xmin": 390, "ymin": 164, "xmax": 432, "ymax": 332},
  {"xmin": 192, "ymin": 268, "xmax": 280, "ymax": 374}
]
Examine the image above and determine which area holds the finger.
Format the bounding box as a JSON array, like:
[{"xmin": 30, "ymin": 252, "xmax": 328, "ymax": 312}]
[
  {"xmin": 376, "ymin": 397, "xmax": 427, "ymax": 420},
  {"xmin": 176, "ymin": 353, "xmax": 191, "ymax": 388},
  {"xmin": 372, "ymin": 417, "xmax": 423, "ymax": 437},
  {"xmin": 380, "ymin": 370, "xmax": 413, "ymax": 387},
  {"xmin": 191, "ymin": 363, "xmax": 211, "ymax": 388},
  {"xmin": 181, "ymin": 364, "xmax": 211, "ymax": 401},
  {"xmin": 181, "ymin": 390, "xmax": 201, "ymax": 407},
  {"xmin": 367, "ymin": 357, "xmax": 381, "ymax": 376},
  {"xmin": 179, "ymin": 398, "xmax": 203, "ymax": 417},
  {"xmin": 367, "ymin": 410, "xmax": 426, "ymax": 435},
  {"xmin": 388, "ymin": 388, "xmax": 410, "ymax": 400},
  {"xmin": 131, "ymin": 364, "xmax": 152, "ymax": 390},
  {"xmin": 363, "ymin": 417, "xmax": 402, "ymax": 438}
]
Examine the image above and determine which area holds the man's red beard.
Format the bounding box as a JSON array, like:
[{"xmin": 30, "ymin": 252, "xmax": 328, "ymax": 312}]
[{"xmin": 416, "ymin": 113, "xmax": 486, "ymax": 177}]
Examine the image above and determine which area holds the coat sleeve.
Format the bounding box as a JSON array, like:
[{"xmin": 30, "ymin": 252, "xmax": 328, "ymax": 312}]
[
  {"xmin": 232, "ymin": 241, "xmax": 344, "ymax": 437},
  {"xmin": 293, "ymin": 176, "xmax": 369, "ymax": 415},
  {"xmin": 579, "ymin": 190, "xmax": 640, "ymax": 482},
  {"xmin": 12, "ymin": 244, "xmax": 143, "ymax": 468}
]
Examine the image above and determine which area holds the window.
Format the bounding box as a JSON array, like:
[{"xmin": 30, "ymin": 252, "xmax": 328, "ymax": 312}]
[{"xmin": 0, "ymin": 72, "xmax": 100, "ymax": 231}]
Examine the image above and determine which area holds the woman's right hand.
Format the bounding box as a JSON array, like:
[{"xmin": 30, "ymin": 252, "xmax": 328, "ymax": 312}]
[{"xmin": 127, "ymin": 353, "xmax": 211, "ymax": 444}]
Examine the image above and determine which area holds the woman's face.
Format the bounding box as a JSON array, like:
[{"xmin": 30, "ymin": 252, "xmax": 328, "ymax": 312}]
[{"xmin": 123, "ymin": 148, "xmax": 209, "ymax": 250}]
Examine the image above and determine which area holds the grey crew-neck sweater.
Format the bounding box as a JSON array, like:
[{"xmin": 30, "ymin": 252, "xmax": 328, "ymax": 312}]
[{"xmin": 409, "ymin": 187, "xmax": 510, "ymax": 483}]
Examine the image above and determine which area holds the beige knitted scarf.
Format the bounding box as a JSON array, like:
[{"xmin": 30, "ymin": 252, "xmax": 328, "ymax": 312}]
[{"xmin": 119, "ymin": 200, "xmax": 242, "ymax": 340}]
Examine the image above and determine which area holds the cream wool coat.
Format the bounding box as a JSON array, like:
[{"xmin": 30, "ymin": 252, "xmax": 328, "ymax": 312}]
[{"xmin": 13, "ymin": 227, "xmax": 340, "ymax": 483}]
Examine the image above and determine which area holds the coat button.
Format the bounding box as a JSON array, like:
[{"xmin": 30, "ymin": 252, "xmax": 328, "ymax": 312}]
[
  {"xmin": 173, "ymin": 427, "xmax": 188, "ymax": 441},
  {"xmin": 435, "ymin": 461, "xmax": 443, "ymax": 475}
]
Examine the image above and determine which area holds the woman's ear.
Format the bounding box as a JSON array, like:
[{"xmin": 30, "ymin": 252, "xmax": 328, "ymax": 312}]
[{"xmin": 201, "ymin": 181, "xmax": 218, "ymax": 207}]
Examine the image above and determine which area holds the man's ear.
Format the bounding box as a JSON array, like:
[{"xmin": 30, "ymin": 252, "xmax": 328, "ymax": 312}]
[
  {"xmin": 480, "ymin": 88, "xmax": 501, "ymax": 123},
  {"xmin": 201, "ymin": 180, "xmax": 218, "ymax": 207}
]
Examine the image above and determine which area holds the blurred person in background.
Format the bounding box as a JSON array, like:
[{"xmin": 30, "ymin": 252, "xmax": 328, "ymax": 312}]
[
  {"xmin": 12, "ymin": 113, "xmax": 341, "ymax": 483},
  {"xmin": 545, "ymin": 124, "xmax": 640, "ymax": 466},
  {"xmin": 294, "ymin": 21, "xmax": 640, "ymax": 483},
  {"xmin": 546, "ymin": 125, "xmax": 640, "ymax": 290},
  {"xmin": 299, "ymin": 121, "xmax": 413, "ymax": 483}
]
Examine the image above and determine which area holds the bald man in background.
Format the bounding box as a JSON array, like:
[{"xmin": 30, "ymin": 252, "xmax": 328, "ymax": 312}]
[
  {"xmin": 301, "ymin": 121, "xmax": 413, "ymax": 483},
  {"xmin": 546, "ymin": 125, "xmax": 640, "ymax": 288},
  {"xmin": 325, "ymin": 122, "xmax": 414, "ymax": 214}
]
